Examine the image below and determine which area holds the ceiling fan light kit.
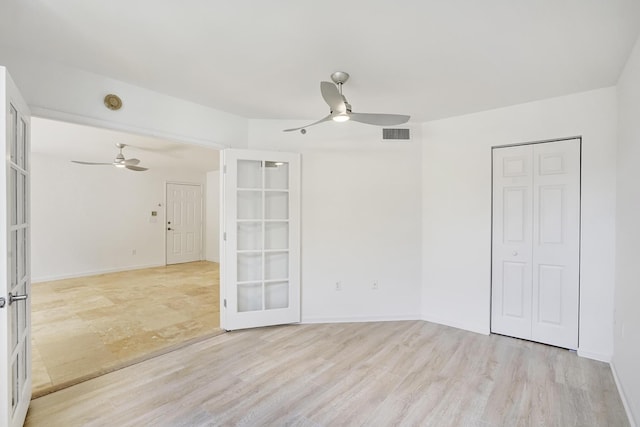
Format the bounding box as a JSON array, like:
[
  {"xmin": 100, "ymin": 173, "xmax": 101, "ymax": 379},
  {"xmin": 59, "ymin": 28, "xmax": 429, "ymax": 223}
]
[
  {"xmin": 71, "ymin": 143, "xmax": 149, "ymax": 171},
  {"xmin": 283, "ymin": 71, "xmax": 410, "ymax": 132}
]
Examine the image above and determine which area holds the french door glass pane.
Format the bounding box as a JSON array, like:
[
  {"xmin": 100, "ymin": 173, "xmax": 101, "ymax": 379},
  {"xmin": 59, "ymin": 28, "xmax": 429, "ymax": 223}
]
[
  {"xmin": 21, "ymin": 228, "xmax": 28, "ymax": 280},
  {"xmin": 18, "ymin": 228, "xmax": 25, "ymax": 280},
  {"xmin": 18, "ymin": 172, "xmax": 26, "ymax": 224},
  {"xmin": 265, "ymin": 222, "xmax": 288, "ymax": 250},
  {"xmin": 10, "ymin": 168, "xmax": 17, "ymax": 225},
  {"xmin": 11, "ymin": 359, "xmax": 18, "ymax": 411},
  {"xmin": 237, "ymin": 160, "xmax": 262, "ymax": 188},
  {"xmin": 265, "ymin": 192, "xmax": 288, "ymax": 219},
  {"xmin": 237, "ymin": 222, "xmax": 262, "ymax": 250},
  {"xmin": 265, "ymin": 162, "xmax": 289, "ymax": 189},
  {"xmin": 19, "ymin": 117, "xmax": 27, "ymax": 168},
  {"xmin": 18, "ymin": 282, "xmax": 26, "ymax": 337},
  {"xmin": 10, "ymin": 230, "xmax": 18, "ymax": 286},
  {"xmin": 237, "ymin": 252, "xmax": 262, "ymax": 282},
  {"xmin": 265, "ymin": 281, "xmax": 289, "ymax": 310},
  {"xmin": 237, "ymin": 283, "xmax": 263, "ymax": 312},
  {"xmin": 265, "ymin": 252, "xmax": 288, "ymax": 280},
  {"xmin": 237, "ymin": 191, "xmax": 262, "ymax": 220},
  {"xmin": 21, "ymin": 340, "xmax": 27, "ymax": 383},
  {"xmin": 11, "ymin": 288, "xmax": 19, "ymax": 349},
  {"xmin": 9, "ymin": 105, "xmax": 17, "ymax": 164}
]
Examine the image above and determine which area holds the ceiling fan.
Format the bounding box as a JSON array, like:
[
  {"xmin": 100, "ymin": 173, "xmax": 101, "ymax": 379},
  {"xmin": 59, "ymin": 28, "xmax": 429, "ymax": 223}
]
[
  {"xmin": 284, "ymin": 71, "xmax": 410, "ymax": 133},
  {"xmin": 71, "ymin": 143, "xmax": 148, "ymax": 171}
]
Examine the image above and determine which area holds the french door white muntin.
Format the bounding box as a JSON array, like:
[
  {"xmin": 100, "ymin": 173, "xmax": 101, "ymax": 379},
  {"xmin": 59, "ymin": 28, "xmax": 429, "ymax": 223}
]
[
  {"xmin": 221, "ymin": 149, "xmax": 300, "ymax": 331},
  {"xmin": 0, "ymin": 67, "xmax": 32, "ymax": 427},
  {"xmin": 491, "ymin": 138, "xmax": 580, "ymax": 350},
  {"xmin": 166, "ymin": 182, "xmax": 203, "ymax": 265}
]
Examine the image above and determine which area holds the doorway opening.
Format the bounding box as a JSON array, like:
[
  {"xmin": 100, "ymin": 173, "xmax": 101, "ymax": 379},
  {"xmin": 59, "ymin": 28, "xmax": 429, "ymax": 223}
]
[{"xmin": 29, "ymin": 117, "xmax": 222, "ymax": 397}]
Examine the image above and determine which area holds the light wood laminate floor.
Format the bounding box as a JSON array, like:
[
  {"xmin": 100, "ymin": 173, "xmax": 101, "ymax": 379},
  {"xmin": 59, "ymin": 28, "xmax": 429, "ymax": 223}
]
[
  {"xmin": 31, "ymin": 261, "xmax": 220, "ymax": 398},
  {"xmin": 26, "ymin": 320, "xmax": 628, "ymax": 427}
]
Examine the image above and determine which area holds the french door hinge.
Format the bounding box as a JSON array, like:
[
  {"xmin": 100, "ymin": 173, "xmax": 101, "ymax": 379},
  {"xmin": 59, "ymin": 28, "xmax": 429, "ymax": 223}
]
[
  {"xmin": 224, "ymin": 299, "xmax": 227, "ymax": 308},
  {"xmin": 223, "ymin": 165, "xmax": 227, "ymax": 174},
  {"xmin": 223, "ymin": 232, "xmax": 227, "ymax": 241}
]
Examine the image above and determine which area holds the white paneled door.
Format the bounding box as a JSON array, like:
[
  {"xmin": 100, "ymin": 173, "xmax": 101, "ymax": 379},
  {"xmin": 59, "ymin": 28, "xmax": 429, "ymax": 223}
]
[
  {"xmin": 166, "ymin": 183, "xmax": 203, "ymax": 265},
  {"xmin": 0, "ymin": 67, "xmax": 32, "ymax": 427},
  {"xmin": 492, "ymin": 139, "xmax": 580, "ymax": 349},
  {"xmin": 221, "ymin": 149, "xmax": 300, "ymax": 330}
]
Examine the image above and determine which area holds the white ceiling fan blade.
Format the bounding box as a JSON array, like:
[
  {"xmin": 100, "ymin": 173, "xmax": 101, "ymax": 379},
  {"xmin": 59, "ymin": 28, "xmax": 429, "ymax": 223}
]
[
  {"xmin": 349, "ymin": 112, "xmax": 410, "ymax": 126},
  {"xmin": 320, "ymin": 81, "xmax": 346, "ymax": 113},
  {"xmin": 125, "ymin": 165, "xmax": 148, "ymax": 171},
  {"xmin": 123, "ymin": 158, "xmax": 140, "ymax": 165},
  {"xmin": 283, "ymin": 114, "xmax": 332, "ymax": 132},
  {"xmin": 71, "ymin": 160, "xmax": 113, "ymax": 165}
]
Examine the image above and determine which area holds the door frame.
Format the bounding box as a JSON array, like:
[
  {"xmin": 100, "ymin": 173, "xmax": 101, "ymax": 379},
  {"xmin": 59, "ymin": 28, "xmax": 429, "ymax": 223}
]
[
  {"xmin": 164, "ymin": 181, "xmax": 205, "ymax": 266},
  {"xmin": 489, "ymin": 136, "xmax": 583, "ymax": 347}
]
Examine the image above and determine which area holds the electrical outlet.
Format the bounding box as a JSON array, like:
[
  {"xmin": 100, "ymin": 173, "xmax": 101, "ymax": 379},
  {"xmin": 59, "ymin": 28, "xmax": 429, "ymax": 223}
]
[
  {"xmin": 372, "ymin": 281, "xmax": 379, "ymax": 290},
  {"xmin": 335, "ymin": 281, "xmax": 342, "ymax": 291}
]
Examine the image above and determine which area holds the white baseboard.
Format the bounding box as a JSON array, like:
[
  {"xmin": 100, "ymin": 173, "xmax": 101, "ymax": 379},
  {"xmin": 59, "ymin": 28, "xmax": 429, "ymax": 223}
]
[
  {"xmin": 421, "ymin": 314, "xmax": 490, "ymax": 336},
  {"xmin": 576, "ymin": 348, "xmax": 612, "ymax": 363},
  {"xmin": 32, "ymin": 263, "xmax": 166, "ymax": 283},
  {"xmin": 611, "ymin": 360, "xmax": 637, "ymax": 427},
  {"xmin": 302, "ymin": 313, "xmax": 421, "ymax": 324}
]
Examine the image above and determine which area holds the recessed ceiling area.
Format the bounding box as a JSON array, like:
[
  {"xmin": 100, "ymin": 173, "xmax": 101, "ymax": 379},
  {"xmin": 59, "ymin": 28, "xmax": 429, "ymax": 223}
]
[
  {"xmin": 1, "ymin": 1, "xmax": 639, "ymax": 123},
  {"xmin": 31, "ymin": 118, "xmax": 220, "ymax": 173}
]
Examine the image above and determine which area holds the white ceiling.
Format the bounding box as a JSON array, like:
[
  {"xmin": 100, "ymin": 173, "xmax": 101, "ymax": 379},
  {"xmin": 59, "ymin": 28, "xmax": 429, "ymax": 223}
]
[
  {"xmin": 1, "ymin": 1, "xmax": 640, "ymax": 122},
  {"xmin": 31, "ymin": 117, "xmax": 220, "ymax": 173}
]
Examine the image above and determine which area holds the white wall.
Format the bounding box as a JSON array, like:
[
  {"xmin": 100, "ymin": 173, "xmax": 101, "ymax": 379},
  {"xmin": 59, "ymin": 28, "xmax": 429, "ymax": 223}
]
[
  {"xmin": 247, "ymin": 121, "xmax": 423, "ymax": 322},
  {"xmin": 421, "ymin": 88, "xmax": 618, "ymax": 360},
  {"xmin": 31, "ymin": 153, "xmax": 206, "ymax": 282},
  {"xmin": 0, "ymin": 49, "xmax": 248, "ymax": 149},
  {"xmin": 205, "ymin": 171, "xmax": 220, "ymax": 262},
  {"xmin": 614, "ymin": 35, "xmax": 640, "ymax": 426}
]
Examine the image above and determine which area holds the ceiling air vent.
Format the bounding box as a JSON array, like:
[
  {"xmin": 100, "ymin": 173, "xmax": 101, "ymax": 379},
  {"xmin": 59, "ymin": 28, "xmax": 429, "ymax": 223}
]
[{"xmin": 382, "ymin": 128, "xmax": 411, "ymax": 141}]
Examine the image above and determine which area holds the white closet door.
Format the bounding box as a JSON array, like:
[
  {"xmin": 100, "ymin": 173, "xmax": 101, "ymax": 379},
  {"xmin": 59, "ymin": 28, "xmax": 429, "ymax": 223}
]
[
  {"xmin": 531, "ymin": 140, "xmax": 580, "ymax": 349},
  {"xmin": 491, "ymin": 139, "xmax": 580, "ymax": 350},
  {"xmin": 491, "ymin": 145, "xmax": 534, "ymax": 340}
]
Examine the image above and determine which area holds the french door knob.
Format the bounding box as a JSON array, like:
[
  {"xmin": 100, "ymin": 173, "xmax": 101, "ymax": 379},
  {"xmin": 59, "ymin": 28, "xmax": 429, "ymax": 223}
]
[
  {"xmin": 8, "ymin": 293, "xmax": 28, "ymax": 305},
  {"xmin": 512, "ymin": 251, "xmax": 518, "ymax": 256}
]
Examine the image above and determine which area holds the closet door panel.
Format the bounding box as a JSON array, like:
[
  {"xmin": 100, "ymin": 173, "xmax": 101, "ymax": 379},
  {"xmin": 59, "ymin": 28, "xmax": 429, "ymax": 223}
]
[
  {"xmin": 491, "ymin": 145, "xmax": 533, "ymax": 340},
  {"xmin": 531, "ymin": 140, "xmax": 580, "ymax": 349}
]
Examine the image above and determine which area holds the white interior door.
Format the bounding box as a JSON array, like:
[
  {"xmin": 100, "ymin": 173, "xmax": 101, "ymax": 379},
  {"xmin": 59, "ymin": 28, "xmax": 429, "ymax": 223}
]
[
  {"xmin": 166, "ymin": 183, "xmax": 203, "ymax": 265},
  {"xmin": 0, "ymin": 67, "xmax": 32, "ymax": 427},
  {"xmin": 491, "ymin": 139, "xmax": 580, "ymax": 349},
  {"xmin": 221, "ymin": 149, "xmax": 300, "ymax": 330}
]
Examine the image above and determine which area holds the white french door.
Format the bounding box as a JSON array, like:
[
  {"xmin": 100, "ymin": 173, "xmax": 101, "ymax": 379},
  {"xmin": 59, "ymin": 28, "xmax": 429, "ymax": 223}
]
[
  {"xmin": 220, "ymin": 149, "xmax": 300, "ymax": 330},
  {"xmin": 0, "ymin": 67, "xmax": 32, "ymax": 427},
  {"xmin": 166, "ymin": 183, "xmax": 203, "ymax": 265},
  {"xmin": 491, "ymin": 139, "xmax": 580, "ymax": 349}
]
